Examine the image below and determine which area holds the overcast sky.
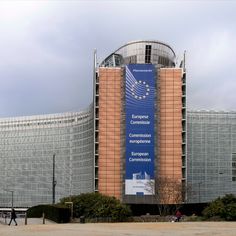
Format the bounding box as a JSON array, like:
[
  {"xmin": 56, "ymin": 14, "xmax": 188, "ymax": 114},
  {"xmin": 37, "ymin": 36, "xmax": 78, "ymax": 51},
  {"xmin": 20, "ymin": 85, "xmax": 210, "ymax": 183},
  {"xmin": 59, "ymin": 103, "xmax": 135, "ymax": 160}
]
[{"xmin": 0, "ymin": 0, "xmax": 235, "ymax": 117}]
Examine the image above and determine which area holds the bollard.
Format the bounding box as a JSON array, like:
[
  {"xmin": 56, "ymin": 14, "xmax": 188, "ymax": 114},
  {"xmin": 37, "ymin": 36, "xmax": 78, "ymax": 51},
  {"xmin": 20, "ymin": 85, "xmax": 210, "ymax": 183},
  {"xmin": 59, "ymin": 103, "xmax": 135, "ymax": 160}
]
[
  {"xmin": 80, "ymin": 216, "xmax": 85, "ymax": 223},
  {"xmin": 42, "ymin": 212, "xmax": 45, "ymax": 224},
  {"xmin": 25, "ymin": 212, "xmax": 27, "ymax": 225}
]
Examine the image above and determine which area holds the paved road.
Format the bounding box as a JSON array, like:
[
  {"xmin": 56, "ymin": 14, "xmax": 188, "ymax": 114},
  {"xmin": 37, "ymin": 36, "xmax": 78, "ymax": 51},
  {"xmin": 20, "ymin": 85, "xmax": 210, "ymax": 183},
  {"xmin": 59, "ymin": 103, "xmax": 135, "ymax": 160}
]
[{"xmin": 1, "ymin": 221, "xmax": 236, "ymax": 236}]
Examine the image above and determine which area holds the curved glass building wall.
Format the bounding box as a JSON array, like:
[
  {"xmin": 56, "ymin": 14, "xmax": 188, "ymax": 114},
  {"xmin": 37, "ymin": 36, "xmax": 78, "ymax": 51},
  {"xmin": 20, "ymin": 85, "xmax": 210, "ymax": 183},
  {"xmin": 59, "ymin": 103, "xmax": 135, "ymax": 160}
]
[
  {"xmin": 187, "ymin": 111, "xmax": 236, "ymax": 203},
  {"xmin": 0, "ymin": 107, "xmax": 94, "ymax": 207},
  {"xmin": 100, "ymin": 40, "xmax": 176, "ymax": 67}
]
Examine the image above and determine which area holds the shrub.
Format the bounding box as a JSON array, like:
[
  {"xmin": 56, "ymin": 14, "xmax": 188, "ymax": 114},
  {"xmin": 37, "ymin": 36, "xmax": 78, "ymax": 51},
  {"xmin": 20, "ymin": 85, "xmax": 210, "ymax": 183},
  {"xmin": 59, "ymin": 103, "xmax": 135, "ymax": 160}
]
[
  {"xmin": 222, "ymin": 203, "xmax": 236, "ymax": 221},
  {"xmin": 202, "ymin": 194, "xmax": 236, "ymax": 221},
  {"xmin": 202, "ymin": 198, "xmax": 224, "ymax": 218},
  {"xmin": 60, "ymin": 193, "xmax": 132, "ymax": 221},
  {"xmin": 110, "ymin": 203, "xmax": 131, "ymax": 221}
]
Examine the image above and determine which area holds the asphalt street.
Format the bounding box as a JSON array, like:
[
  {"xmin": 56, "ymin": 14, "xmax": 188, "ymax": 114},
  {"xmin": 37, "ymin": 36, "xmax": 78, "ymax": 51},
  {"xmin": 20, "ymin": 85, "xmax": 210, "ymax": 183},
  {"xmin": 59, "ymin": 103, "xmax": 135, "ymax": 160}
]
[{"xmin": 1, "ymin": 221, "xmax": 236, "ymax": 236}]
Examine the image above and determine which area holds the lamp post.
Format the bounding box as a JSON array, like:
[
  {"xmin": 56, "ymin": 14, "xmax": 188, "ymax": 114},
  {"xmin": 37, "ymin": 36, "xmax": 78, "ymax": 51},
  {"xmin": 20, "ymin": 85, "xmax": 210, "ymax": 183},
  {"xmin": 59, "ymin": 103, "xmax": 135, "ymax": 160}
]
[
  {"xmin": 52, "ymin": 154, "xmax": 57, "ymax": 204},
  {"xmin": 218, "ymin": 171, "xmax": 224, "ymax": 197},
  {"xmin": 198, "ymin": 182, "xmax": 203, "ymax": 203},
  {"xmin": 4, "ymin": 189, "xmax": 14, "ymax": 208}
]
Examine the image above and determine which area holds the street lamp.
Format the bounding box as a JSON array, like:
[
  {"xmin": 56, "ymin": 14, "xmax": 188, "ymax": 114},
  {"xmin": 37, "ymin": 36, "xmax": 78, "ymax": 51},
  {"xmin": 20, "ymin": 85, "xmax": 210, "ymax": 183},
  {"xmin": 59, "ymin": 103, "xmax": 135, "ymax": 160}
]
[
  {"xmin": 198, "ymin": 182, "xmax": 203, "ymax": 203},
  {"xmin": 52, "ymin": 154, "xmax": 57, "ymax": 204},
  {"xmin": 3, "ymin": 189, "xmax": 14, "ymax": 208}
]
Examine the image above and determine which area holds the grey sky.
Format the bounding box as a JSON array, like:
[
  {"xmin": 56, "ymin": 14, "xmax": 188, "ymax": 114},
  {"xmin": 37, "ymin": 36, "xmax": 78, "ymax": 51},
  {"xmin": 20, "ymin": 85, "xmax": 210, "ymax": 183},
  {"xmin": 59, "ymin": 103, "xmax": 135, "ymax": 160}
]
[{"xmin": 0, "ymin": 0, "xmax": 235, "ymax": 117}]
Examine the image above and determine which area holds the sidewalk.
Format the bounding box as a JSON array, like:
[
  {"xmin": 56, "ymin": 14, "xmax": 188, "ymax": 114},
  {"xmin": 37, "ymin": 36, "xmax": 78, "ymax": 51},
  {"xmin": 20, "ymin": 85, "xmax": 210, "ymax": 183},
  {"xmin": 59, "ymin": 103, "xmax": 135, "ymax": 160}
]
[
  {"xmin": 0, "ymin": 217, "xmax": 55, "ymax": 226},
  {"xmin": 1, "ymin": 222, "xmax": 236, "ymax": 236}
]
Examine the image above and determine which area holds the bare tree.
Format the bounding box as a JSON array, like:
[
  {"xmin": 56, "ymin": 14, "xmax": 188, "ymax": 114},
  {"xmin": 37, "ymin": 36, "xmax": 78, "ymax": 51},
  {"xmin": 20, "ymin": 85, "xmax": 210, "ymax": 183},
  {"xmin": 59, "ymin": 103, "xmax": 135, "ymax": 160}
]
[{"xmin": 145, "ymin": 177, "xmax": 186, "ymax": 216}]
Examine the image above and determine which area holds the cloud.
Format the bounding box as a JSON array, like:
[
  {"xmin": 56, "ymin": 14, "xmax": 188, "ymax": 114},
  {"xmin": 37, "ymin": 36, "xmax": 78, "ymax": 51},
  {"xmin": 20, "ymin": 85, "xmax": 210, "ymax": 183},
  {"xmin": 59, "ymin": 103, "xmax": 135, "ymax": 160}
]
[
  {"xmin": 186, "ymin": 28, "xmax": 236, "ymax": 110},
  {"xmin": 0, "ymin": 1, "xmax": 236, "ymax": 117}
]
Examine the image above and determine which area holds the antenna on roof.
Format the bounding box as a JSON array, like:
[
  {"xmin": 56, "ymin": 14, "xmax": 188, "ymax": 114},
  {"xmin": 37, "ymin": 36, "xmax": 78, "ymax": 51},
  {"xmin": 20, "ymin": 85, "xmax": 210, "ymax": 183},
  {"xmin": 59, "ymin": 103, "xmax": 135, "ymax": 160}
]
[
  {"xmin": 94, "ymin": 49, "xmax": 97, "ymax": 71},
  {"xmin": 183, "ymin": 50, "xmax": 186, "ymax": 72},
  {"xmin": 179, "ymin": 50, "xmax": 186, "ymax": 72}
]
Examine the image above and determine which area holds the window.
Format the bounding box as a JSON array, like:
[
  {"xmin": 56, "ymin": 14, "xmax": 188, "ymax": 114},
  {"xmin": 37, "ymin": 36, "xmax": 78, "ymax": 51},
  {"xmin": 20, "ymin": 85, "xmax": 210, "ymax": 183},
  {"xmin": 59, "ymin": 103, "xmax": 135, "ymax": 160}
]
[
  {"xmin": 145, "ymin": 45, "xmax": 152, "ymax": 63},
  {"xmin": 232, "ymin": 153, "xmax": 236, "ymax": 181},
  {"xmin": 124, "ymin": 55, "xmax": 137, "ymax": 64},
  {"xmin": 158, "ymin": 56, "xmax": 170, "ymax": 66}
]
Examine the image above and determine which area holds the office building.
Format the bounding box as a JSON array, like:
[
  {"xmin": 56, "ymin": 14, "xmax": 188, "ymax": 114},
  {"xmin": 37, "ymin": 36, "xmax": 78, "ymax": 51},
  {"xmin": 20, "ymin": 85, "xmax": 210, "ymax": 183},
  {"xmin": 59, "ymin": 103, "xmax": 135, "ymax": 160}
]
[
  {"xmin": 94, "ymin": 40, "xmax": 186, "ymax": 204},
  {"xmin": 187, "ymin": 111, "xmax": 236, "ymax": 203},
  {"xmin": 0, "ymin": 108, "xmax": 93, "ymax": 207},
  {"xmin": 0, "ymin": 40, "xmax": 235, "ymax": 207}
]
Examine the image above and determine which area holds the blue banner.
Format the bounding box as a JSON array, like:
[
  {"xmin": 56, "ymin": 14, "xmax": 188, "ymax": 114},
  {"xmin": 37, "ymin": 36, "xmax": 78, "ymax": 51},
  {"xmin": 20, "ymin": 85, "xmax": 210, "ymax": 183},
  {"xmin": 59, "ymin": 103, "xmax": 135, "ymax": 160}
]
[{"xmin": 125, "ymin": 64, "xmax": 155, "ymax": 195}]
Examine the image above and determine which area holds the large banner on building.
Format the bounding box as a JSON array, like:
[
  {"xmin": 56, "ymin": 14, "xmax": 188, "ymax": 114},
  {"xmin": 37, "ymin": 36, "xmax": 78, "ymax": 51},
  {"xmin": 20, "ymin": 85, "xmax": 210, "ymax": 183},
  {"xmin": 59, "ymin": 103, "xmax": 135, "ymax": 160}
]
[{"xmin": 125, "ymin": 64, "xmax": 155, "ymax": 195}]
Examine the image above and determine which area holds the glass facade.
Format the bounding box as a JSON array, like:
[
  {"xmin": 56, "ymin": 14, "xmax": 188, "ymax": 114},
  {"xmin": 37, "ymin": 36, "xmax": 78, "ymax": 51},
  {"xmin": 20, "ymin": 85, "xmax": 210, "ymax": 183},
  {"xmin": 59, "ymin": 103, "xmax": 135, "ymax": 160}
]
[
  {"xmin": 187, "ymin": 111, "xmax": 236, "ymax": 203},
  {"xmin": 101, "ymin": 40, "xmax": 176, "ymax": 68},
  {"xmin": 0, "ymin": 107, "xmax": 94, "ymax": 207},
  {"xmin": 2, "ymin": 39, "xmax": 236, "ymax": 207}
]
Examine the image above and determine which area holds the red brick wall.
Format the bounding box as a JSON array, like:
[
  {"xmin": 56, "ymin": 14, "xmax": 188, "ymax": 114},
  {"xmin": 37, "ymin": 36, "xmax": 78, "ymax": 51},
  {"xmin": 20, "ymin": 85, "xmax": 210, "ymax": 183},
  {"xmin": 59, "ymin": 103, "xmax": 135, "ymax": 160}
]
[{"xmin": 98, "ymin": 68, "xmax": 122, "ymax": 199}]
